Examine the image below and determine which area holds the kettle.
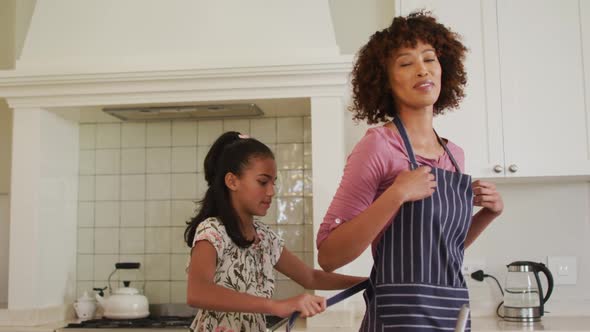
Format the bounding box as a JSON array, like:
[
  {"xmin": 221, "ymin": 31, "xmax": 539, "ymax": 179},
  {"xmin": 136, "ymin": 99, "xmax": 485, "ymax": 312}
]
[
  {"xmin": 503, "ymin": 261, "xmax": 554, "ymax": 322},
  {"xmin": 95, "ymin": 262, "xmax": 150, "ymax": 320}
]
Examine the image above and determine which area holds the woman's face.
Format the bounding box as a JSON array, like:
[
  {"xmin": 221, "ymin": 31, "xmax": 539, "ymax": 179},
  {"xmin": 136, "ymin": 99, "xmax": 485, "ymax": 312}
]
[
  {"xmin": 229, "ymin": 156, "xmax": 277, "ymax": 218},
  {"xmin": 387, "ymin": 41, "xmax": 442, "ymax": 112}
]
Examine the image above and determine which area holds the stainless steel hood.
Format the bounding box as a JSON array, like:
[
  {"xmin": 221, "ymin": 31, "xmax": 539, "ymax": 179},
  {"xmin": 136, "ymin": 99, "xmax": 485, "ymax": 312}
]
[{"xmin": 103, "ymin": 103, "xmax": 264, "ymax": 121}]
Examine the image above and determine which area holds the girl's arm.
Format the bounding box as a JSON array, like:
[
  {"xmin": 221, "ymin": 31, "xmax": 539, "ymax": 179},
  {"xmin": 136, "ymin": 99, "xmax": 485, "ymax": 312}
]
[
  {"xmin": 187, "ymin": 240, "xmax": 326, "ymax": 318},
  {"xmin": 275, "ymin": 247, "xmax": 366, "ymax": 290}
]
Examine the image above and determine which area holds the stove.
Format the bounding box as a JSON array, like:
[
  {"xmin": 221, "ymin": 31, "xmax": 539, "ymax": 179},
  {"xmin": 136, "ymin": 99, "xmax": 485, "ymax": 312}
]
[{"xmin": 60, "ymin": 315, "xmax": 288, "ymax": 332}]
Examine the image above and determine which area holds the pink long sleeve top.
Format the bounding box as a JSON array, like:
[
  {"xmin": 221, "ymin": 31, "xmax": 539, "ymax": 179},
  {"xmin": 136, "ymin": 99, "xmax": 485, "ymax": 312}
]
[{"xmin": 316, "ymin": 125, "xmax": 465, "ymax": 255}]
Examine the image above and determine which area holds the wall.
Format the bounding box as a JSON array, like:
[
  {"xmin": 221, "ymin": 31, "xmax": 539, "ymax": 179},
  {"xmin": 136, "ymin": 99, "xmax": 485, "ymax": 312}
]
[
  {"xmin": 0, "ymin": 101, "xmax": 12, "ymax": 308},
  {"xmin": 76, "ymin": 116, "xmax": 313, "ymax": 304}
]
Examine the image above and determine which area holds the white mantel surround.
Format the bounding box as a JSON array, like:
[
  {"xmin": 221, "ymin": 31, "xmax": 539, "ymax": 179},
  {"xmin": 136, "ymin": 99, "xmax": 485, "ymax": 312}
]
[{"xmin": 0, "ymin": 60, "xmax": 355, "ymax": 325}]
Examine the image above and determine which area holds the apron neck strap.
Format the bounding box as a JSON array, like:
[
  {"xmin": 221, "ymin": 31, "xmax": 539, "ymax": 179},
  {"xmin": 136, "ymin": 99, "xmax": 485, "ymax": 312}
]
[{"xmin": 392, "ymin": 116, "xmax": 462, "ymax": 173}]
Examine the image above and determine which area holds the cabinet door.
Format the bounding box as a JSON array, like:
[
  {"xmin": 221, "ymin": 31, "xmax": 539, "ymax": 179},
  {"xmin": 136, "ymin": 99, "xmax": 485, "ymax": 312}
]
[
  {"xmin": 398, "ymin": 0, "xmax": 505, "ymax": 178},
  {"xmin": 498, "ymin": 0, "xmax": 590, "ymax": 177}
]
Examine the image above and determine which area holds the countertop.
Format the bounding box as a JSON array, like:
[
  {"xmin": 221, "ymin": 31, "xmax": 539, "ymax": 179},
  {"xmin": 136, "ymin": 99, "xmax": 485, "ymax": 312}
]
[{"xmin": 2, "ymin": 316, "xmax": 590, "ymax": 332}]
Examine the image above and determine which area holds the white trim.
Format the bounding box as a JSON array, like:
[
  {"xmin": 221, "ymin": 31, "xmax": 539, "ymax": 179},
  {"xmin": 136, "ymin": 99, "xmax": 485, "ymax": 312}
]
[{"xmin": 0, "ymin": 59, "xmax": 354, "ymax": 109}]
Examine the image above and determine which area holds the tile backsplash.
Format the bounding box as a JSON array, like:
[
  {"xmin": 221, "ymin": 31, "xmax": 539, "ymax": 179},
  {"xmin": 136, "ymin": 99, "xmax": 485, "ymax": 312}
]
[{"xmin": 77, "ymin": 116, "xmax": 312, "ymax": 304}]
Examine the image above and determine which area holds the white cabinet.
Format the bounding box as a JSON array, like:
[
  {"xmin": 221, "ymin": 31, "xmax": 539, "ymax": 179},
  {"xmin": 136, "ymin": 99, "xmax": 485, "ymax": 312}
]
[{"xmin": 397, "ymin": 0, "xmax": 590, "ymax": 178}]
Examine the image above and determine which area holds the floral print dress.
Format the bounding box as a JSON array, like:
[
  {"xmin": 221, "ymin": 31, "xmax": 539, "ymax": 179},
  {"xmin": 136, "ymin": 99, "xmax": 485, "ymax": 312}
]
[{"xmin": 190, "ymin": 217, "xmax": 285, "ymax": 332}]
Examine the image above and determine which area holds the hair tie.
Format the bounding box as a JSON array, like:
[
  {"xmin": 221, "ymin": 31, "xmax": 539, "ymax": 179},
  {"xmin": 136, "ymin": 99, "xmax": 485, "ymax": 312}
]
[{"xmin": 238, "ymin": 134, "xmax": 250, "ymax": 139}]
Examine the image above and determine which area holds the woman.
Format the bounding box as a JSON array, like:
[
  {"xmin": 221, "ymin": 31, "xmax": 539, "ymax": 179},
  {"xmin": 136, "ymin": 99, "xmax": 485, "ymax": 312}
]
[{"xmin": 316, "ymin": 11, "xmax": 504, "ymax": 331}]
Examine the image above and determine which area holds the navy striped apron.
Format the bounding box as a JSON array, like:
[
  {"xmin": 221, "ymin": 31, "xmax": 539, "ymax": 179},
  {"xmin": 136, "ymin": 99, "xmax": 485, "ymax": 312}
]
[{"xmin": 360, "ymin": 117, "xmax": 474, "ymax": 331}]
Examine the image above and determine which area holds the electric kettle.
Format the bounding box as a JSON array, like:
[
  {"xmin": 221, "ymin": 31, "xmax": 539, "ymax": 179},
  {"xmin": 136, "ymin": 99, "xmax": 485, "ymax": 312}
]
[{"xmin": 503, "ymin": 261, "xmax": 554, "ymax": 322}]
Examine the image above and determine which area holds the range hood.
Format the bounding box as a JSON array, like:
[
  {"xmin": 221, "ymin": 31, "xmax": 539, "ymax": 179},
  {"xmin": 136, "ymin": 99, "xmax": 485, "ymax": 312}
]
[{"xmin": 103, "ymin": 103, "xmax": 264, "ymax": 121}]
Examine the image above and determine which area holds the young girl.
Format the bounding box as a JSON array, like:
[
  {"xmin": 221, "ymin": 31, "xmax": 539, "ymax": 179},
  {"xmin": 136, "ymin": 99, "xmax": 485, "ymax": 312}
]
[{"xmin": 184, "ymin": 131, "xmax": 365, "ymax": 332}]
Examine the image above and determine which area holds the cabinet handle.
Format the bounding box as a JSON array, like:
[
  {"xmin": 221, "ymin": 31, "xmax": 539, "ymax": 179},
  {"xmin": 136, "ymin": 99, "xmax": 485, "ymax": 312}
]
[
  {"xmin": 508, "ymin": 164, "xmax": 518, "ymax": 173},
  {"xmin": 493, "ymin": 165, "xmax": 503, "ymax": 173}
]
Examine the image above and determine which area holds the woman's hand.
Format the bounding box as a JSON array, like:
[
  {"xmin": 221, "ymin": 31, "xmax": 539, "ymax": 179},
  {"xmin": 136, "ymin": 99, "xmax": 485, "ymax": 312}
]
[
  {"xmin": 472, "ymin": 180, "xmax": 503, "ymax": 215},
  {"xmin": 388, "ymin": 166, "xmax": 437, "ymax": 203},
  {"xmin": 271, "ymin": 294, "xmax": 327, "ymax": 318}
]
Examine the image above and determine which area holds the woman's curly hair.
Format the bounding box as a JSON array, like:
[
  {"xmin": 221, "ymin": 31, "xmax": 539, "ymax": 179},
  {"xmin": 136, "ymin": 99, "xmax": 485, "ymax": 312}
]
[{"xmin": 350, "ymin": 10, "xmax": 468, "ymax": 124}]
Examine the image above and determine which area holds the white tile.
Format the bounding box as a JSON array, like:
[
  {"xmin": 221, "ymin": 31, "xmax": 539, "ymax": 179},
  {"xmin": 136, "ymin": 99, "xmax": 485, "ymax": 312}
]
[
  {"xmin": 76, "ymin": 281, "xmax": 94, "ymax": 298},
  {"xmin": 303, "ymin": 171, "xmax": 312, "ymax": 197},
  {"xmin": 172, "ymin": 121, "xmax": 197, "ymax": 146},
  {"xmin": 95, "ymin": 175, "xmax": 120, "ymax": 201},
  {"xmin": 171, "ymin": 227, "xmax": 190, "ymax": 254},
  {"xmin": 145, "ymin": 254, "xmax": 170, "ymax": 280},
  {"xmin": 95, "ymin": 149, "xmax": 120, "ymax": 174},
  {"xmin": 303, "ymin": 143, "xmax": 312, "ymax": 169},
  {"xmin": 277, "ymin": 117, "xmax": 303, "ymax": 143},
  {"xmin": 196, "ymin": 147, "xmax": 208, "ymax": 173},
  {"xmin": 171, "ymin": 173, "xmax": 198, "ymax": 199},
  {"xmin": 196, "ymin": 174, "xmax": 208, "ymax": 201},
  {"xmin": 197, "ymin": 120, "xmax": 222, "ymax": 145},
  {"xmin": 145, "ymin": 281, "xmax": 170, "ymax": 304},
  {"xmin": 95, "ymin": 201, "xmax": 120, "ymax": 227},
  {"xmin": 277, "ymin": 171, "xmax": 304, "ymax": 197},
  {"xmin": 223, "ymin": 119, "xmax": 250, "ymax": 134},
  {"xmin": 277, "ymin": 197, "xmax": 304, "ymax": 224},
  {"xmin": 146, "ymin": 122, "xmax": 171, "ymax": 147},
  {"xmin": 146, "ymin": 200, "xmax": 171, "ymax": 226},
  {"xmin": 303, "ymin": 116, "xmax": 312, "ymax": 143},
  {"xmin": 171, "ymin": 254, "xmax": 189, "ymax": 281},
  {"xmin": 120, "ymin": 228, "xmax": 145, "ymax": 254},
  {"xmin": 172, "ymin": 200, "xmax": 196, "ymax": 227},
  {"xmin": 170, "ymin": 281, "xmax": 187, "ymax": 303},
  {"xmin": 304, "ymin": 224, "xmax": 314, "ymax": 252},
  {"xmin": 79, "ymin": 150, "xmax": 95, "ymax": 175},
  {"xmin": 276, "ymin": 143, "xmax": 304, "ymax": 170},
  {"xmin": 118, "ymin": 255, "xmax": 145, "ymax": 281},
  {"xmin": 94, "ymin": 255, "xmax": 119, "ymax": 280},
  {"xmin": 78, "ymin": 176, "xmax": 95, "ymax": 201},
  {"xmin": 77, "ymin": 228, "xmax": 94, "ymax": 254},
  {"xmin": 250, "ymin": 118, "xmax": 277, "ymax": 144},
  {"xmin": 146, "ymin": 148, "xmax": 171, "ymax": 173},
  {"xmin": 121, "ymin": 148, "xmax": 146, "ymax": 174},
  {"xmin": 274, "ymin": 280, "xmax": 304, "ymax": 300},
  {"xmin": 171, "ymin": 147, "xmax": 197, "ymax": 173},
  {"xmin": 121, "ymin": 201, "xmax": 145, "ymax": 227},
  {"xmin": 146, "ymin": 174, "xmax": 171, "ymax": 200},
  {"xmin": 303, "ymin": 197, "xmax": 313, "ymax": 225},
  {"xmin": 94, "ymin": 228, "xmax": 120, "ymax": 254},
  {"xmin": 145, "ymin": 227, "xmax": 171, "ymax": 253},
  {"xmin": 96, "ymin": 123, "xmax": 121, "ymax": 149},
  {"xmin": 277, "ymin": 225, "xmax": 304, "ymax": 252},
  {"xmin": 78, "ymin": 202, "xmax": 95, "ymax": 227},
  {"xmin": 79, "ymin": 124, "xmax": 96, "ymax": 149},
  {"xmin": 122, "ymin": 123, "xmax": 146, "ymax": 148},
  {"xmin": 77, "ymin": 254, "xmax": 94, "ymax": 281},
  {"xmin": 121, "ymin": 175, "xmax": 146, "ymax": 201}
]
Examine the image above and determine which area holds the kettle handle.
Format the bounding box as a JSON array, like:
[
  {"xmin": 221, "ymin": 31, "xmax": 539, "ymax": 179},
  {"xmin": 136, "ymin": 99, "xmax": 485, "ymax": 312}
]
[{"xmin": 535, "ymin": 263, "xmax": 554, "ymax": 304}]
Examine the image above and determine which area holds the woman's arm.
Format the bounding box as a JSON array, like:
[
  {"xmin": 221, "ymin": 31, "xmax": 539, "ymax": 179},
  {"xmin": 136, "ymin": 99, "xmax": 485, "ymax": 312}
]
[
  {"xmin": 187, "ymin": 241, "xmax": 326, "ymax": 318},
  {"xmin": 318, "ymin": 166, "xmax": 436, "ymax": 272},
  {"xmin": 465, "ymin": 180, "xmax": 503, "ymax": 248},
  {"xmin": 275, "ymin": 248, "xmax": 366, "ymax": 290}
]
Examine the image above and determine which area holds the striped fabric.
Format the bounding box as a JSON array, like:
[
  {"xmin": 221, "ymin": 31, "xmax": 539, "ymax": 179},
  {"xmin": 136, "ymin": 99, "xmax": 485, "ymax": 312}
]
[{"xmin": 360, "ymin": 117, "xmax": 474, "ymax": 331}]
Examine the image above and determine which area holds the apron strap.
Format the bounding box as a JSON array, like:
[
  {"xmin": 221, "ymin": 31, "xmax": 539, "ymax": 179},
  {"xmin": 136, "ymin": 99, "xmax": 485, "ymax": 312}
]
[
  {"xmin": 285, "ymin": 280, "xmax": 370, "ymax": 332},
  {"xmin": 393, "ymin": 117, "xmax": 462, "ymax": 173}
]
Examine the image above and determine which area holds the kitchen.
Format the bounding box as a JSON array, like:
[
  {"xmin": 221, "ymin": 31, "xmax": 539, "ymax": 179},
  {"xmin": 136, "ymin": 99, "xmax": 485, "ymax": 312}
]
[{"xmin": 0, "ymin": 0, "xmax": 590, "ymax": 331}]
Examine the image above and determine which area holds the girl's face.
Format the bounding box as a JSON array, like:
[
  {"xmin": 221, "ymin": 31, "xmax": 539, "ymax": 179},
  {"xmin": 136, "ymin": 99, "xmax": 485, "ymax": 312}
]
[
  {"xmin": 387, "ymin": 41, "xmax": 442, "ymax": 112},
  {"xmin": 229, "ymin": 156, "xmax": 277, "ymax": 218}
]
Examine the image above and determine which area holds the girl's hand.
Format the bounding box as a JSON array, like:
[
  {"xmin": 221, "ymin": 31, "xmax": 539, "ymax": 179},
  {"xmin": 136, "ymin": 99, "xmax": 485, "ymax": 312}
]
[
  {"xmin": 271, "ymin": 294, "xmax": 327, "ymax": 318},
  {"xmin": 389, "ymin": 166, "xmax": 437, "ymax": 203},
  {"xmin": 472, "ymin": 180, "xmax": 503, "ymax": 215}
]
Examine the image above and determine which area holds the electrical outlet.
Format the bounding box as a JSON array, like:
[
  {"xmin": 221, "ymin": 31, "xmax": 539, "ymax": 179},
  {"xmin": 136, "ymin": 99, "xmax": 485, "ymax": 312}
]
[
  {"xmin": 461, "ymin": 259, "xmax": 486, "ymax": 275},
  {"xmin": 547, "ymin": 256, "xmax": 577, "ymax": 285}
]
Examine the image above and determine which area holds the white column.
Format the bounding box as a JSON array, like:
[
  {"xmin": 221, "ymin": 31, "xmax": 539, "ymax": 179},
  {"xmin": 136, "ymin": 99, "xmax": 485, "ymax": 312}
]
[{"xmin": 8, "ymin": 108, "xmax": 79, "ymax": 314}]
